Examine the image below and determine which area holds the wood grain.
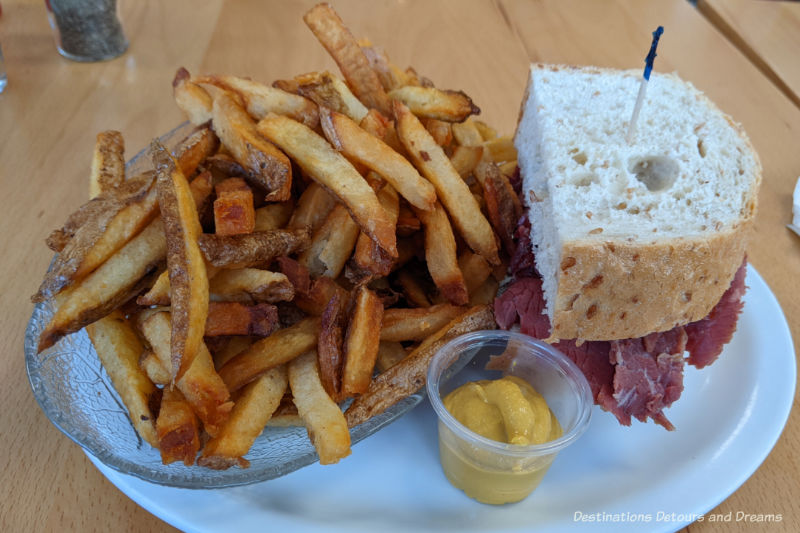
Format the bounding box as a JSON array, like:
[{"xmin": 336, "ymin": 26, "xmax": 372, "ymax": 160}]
[
  {"xmin": 699, "ymin": 0, "xmax": 800, "ymax": 110},
  {"xmin": 1, "ymin": 0, "xmax": 798, "ymax": 531}
]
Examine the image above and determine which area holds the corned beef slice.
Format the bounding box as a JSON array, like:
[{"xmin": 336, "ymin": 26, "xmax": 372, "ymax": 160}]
[{"xmin": 494, "ymin": 214, "xmax": 747, "ymax": 429}]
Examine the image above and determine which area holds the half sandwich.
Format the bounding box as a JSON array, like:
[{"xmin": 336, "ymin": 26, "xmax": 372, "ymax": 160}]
[{"xmin": 495, "ymin": 64, "xmax": 761, "ymax": 429}]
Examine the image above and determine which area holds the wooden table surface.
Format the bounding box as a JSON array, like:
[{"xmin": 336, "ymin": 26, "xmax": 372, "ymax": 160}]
[
  {"xmin": 1, "ymin": 0, "xmax": 798, "ymax": 531},
  {"xmin": 699, "ymin": 0, "xmax": 800, "ymax": 110}
]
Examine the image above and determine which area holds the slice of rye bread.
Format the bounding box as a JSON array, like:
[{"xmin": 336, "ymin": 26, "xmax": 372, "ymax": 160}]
[{"xmin": 514, "ymin": 64, "xmax": 761, "ymax": 341}]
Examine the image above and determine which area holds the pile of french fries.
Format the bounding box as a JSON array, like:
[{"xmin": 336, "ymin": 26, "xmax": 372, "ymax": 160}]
[{"xmin": 33, "ymin": 3, "xmax": 520, "ymax": 470}]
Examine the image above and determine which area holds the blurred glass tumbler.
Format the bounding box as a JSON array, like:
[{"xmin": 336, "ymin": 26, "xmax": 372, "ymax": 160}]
[
  {"xmin": 46, "ymin": 0, "xmax": 128, "ymax": 62},
  {"xmin": 0, "ymin": 42, "xmax": 7, "ymax": 93}
]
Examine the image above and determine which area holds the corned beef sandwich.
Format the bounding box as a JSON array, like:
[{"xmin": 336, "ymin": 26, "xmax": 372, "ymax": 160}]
[{"xmin": 495, "ymin": 64, "xmax": 761, "ymax": 429}]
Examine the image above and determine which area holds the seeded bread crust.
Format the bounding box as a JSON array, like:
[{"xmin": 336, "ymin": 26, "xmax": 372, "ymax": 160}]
[{"xmin": 516, "ymin": 63, "xmax": 761, "ymax": 341}]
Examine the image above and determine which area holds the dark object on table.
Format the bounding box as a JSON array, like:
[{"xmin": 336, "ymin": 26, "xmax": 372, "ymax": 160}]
[{"xmin": 46, "ymin": 0, "xmax": 127, "ymax": 62}]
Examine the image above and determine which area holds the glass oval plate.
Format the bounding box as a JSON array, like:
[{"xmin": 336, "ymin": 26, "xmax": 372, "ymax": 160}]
[{"xmin": 24, "ymin": 122, "xmax": 424, "ymax": 489}]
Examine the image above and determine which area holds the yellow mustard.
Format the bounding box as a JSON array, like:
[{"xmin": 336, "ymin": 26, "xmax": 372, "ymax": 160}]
[{"xmin": 439, "ymin": 375, "xmax": 562, "ymax": 504}]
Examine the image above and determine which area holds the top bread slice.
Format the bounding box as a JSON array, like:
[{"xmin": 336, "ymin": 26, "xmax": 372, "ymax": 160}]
[{"xmin": 514, "ymin": 64, "xmax": 761, "ymax": 341}]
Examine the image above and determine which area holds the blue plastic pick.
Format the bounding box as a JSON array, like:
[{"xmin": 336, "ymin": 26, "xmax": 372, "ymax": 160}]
[{"xmin": 627, "ymin": 26, "xmax": 665, "ymax": 143}]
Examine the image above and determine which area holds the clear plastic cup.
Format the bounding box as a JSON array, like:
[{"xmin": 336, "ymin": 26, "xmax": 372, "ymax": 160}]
[{"xmin": 427, "ymin": 330, "xmax": 592, "ymax": 505}]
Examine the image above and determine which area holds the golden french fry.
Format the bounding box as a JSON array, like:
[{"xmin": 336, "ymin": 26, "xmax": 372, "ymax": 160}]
[
  {"xmin": 173, "ymin": 67, "xmax": 213, "ymax": 125},
  {"xmin": 210, "ymin": 90, "xmax": 292, "ymax": 202},
  {"xmin": 423, "ymin": 118, "xmax": 453, "ymax": 147},
  {"xmin": 350, "ymin": 182, "xmax": 400, "ymax": 280},
  {"xmin": 157, "ymin": 386, "xmax": 200, "ymax": 466},
  {"xmin": 375, "ymin": 341, "xmax": 408, "ymax": 373},
  {"xmin": 153, "ymin": 142, "xmax": 209, "ymax": 381},
  {"xmin": 319, "ymin": 107, "xmax": 436, "ymax": 211},
  {"xmin": 287, "ymin": 183, "xmax": 337, "ymax": 233},
  {"xmin": 303, "ymin": 3, "xmax": 391, "ymax": 115},
  {"xmin": 458, "ymin": 250, "xmax": 492, "ymax": 296},
  {"xmin": 37, "ymin": 217, "xmax": 166, "ymax": 353},
  {"xmin": 380, "ymin": 304, "xmax": 464, "ymax": 342},
  {"xmin": 257, "ymin": 114, "xmax": 397, "ymax": 258},
  {"xmin": 218, "ymin": 316, "xmax": 321, "ymax": 392},
  {"xmin": 499, "ymin": 160, "xmax": 518, "ymax": 177},
  {"xmin": 469, "ymin": 276, "xmax": 499, "ymax": 306},
  {"xmin": 414, "ymin": 202, "xmax": 468, "ymax": 306},
  {"xmin": 198, "ymin": 229, "xmax": 310, "ymax": 268},
  {"xmin": 211, "ymin": 336, "xmax": 256, "ymax": 370},
  {"xmin": 294, "ymin": 276, "xmax": 350, "ymax": 316},
  {"xmin": 213, "ymin": 178, "xmax": 255, "ymax": 236},
  {"xmin": 288, "ymin": 350, "xmax": 351, "ymax": 464},
  {"xmin": 449, "ymin": 145, "xmax": 484, "ymax": 178},
  {"xmin": 341, "ymin": 285, "xmax": 384, "ymax": 397},
  {"xmin": 396, "ymin": 269, "xmax": 432, "ymax": 308},
  {"xmin": 388, "ymin": 86, "xmax": 480, "ymax": 123},
  {"xmin": 199, "ymin": 364, "xmax": 288, "ymax": 470},
  {"xmin": 140, "ymin": 349, "xmax": 170, "ymax": 386},
  {"xmin": 394, "ymin": 101, "xmax": 499, "ymax": 265},
  {"xmin": 208, "ymin": 268, "xmax": 294, "ymax": 303},
  {"xmin": 360, "ymin": 44, "xmax": 414, "ymax": 91},
  {"xmin": 254, "ymin": 199, "xmax": 295, "ymax": 231},
  {"xmin": 484, "ymin": 136, "xmax": 517, "ymax": 164},
  {"xmin": 451, "ymin": 118, "xmax": 484, "ymax": 147},
  {"xmin": 196, "ymin": 74, "xmax": 319, "ymax": 128},
  {"xmin": 86, "ymin": 311, "xmax": 159, "ymax": 447},
  {"xmin": 293, "ymin": 71, "xmax": 369, "ymax": 122},
  {"xmin": 299, "ymin": 204, "xmax": 360, "ymax": 279},
  {"xmin": 140, "ymin": 311, "xmax": 233, "ymax": 436},
  {"xmin": 473, "ymin": 120, "xmax": 498, "ymax": 141},
  {"xmin": 34, "ymin": 173, "xmax": 159, "ymax": 302},
  {"xmin": 89, "ymin": 131, "xmax": 125, "ymax": 198},
  {"xmin": 345, "ymin": 306, "xmax": 496, "ymax": 427},
  {"xmin": 174, "ymin": 127, "xmax": 219, "ymax": 178}
]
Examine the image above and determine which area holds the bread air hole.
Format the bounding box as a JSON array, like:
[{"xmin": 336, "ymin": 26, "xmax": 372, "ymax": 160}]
[{"xmin": 628, "ymin": 155, "xmax": 679, "ymax": 192}]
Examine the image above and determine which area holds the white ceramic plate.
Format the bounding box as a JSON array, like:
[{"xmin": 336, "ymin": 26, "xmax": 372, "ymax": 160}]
[{"xmin": 88, "ymin": 265, "xmax": 795, "ymax": 532}]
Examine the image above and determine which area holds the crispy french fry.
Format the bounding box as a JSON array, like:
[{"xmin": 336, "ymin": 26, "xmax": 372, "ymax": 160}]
[
  {"xmin": 350, "ymin": 182, "xmax": 400, "ymax": 280},
  {"xmin": 196, "ymin": 74, "xmax": 319, "ymax": 128},
  {"xmin": 414, "ymin": 202, "xmax": 468, "ymax": 306},
  {"xmin": 218, "ymin": 316, "xmax": 321, "ymax": 392},
  {"xmin": 210, "ymin": 90, "xmax": 292, "ymax": 201},
  {"xmin": 34, "ymin": 173, "xmax": 159, "ymax": 302},
  {"xmin": 209, "ymin": 268, "xmax": 294, "ymax": 303},
  {"xmin": 473, "ymin": 120, "xmax": 498, "ymax": 141},
  {"xmin": 157, "ymin": 386, "xmax": 200, "ymax": 466},
  {"xmin": 360, "ymin": 44, "xmax": 413, "ymax": 91},
  {"xmin": 86, "ymin": 311, "xmax": 159, "ymax": 447},
  {"xmin": 140, "ymin": 349, "xmax": 170, "ymax": 386},
  {"xmin": 458, "ymin": 250, "xmax": 492, "ymax": 296},
  {"xmin": 212, "ymin": 336, "xmax": 256, "ymax": 370},
  {"xmin": 341, "ymin": 285, "xmax": 384, "ymax": 397},
  {"xmin": 277, "ymin": 256, "xmax": 312, "ymax": 295},
  {"xmin": 199, "ymin": 364, "xmax": 288, "ymax": 470},
  {"xmin": 173, "ymin": 67, "xmax": 213, "ymax": 125},
  {"xmin": 214, "ymin": 178, "xmax": 256, "ymax": 236},
  {"xmin": 198, "ymin": 229, "xmax": 310, "ymax": 268},
  {"xmin": 287, "ymin": 182, "xmax": 337, "ymax": 233},
  {"xmin": 484, "ymin": 136, "xmax": 517, "ymax": 164},
  {"xmin": 266, "ymin": 395, "xmax": 304, "ymax": 428},
  {"xmin": 153, "ymin": 142, "xmax": 209, "ymax": 380},
  {"xmin": 319, "ymin": 107, "xmax": 436, "ymax": 211},
  {"xmin": 174, "ymin": 127, "xmax": 219, "ymax": 178},
  {"xmin": 375, "ymin": 341, "xmax": 408, "ymax": 373},
  {"xmin": 295, "ymin": 276, "xmax": 349, "ymax": 316},
  {"xmin": 204, "ymin": 302, "xmax": 279, "ymax": 337},
  {"xmin": 394, "ymin": 101, "xmax": 499, "ymax": 265},
  {"xmin": 345, "ymin": 306, "xmax": 495, "ymax": 427},
  {"xmin": 380, "ymin": 304, "xmax": 464, "ymax": 342},
  {"xmin": 396, "ymin": 269, "xmax": 431, "ymax": 308},
  {"xmin": 452, "ymin": 118, "xmax": 484, "ymax": 147},
  {"xmin": 37, "ymin": 218, "xmax": 166, "ymax": 352},
  {"xmin": 140, "ymin": 311, "xmax": 233, "ymax": 436},
  {"xmin": 303, "ymin": 3, "xmax": 390, "ymax": 115},
  {"xmin": 499, "ymin": 160, "xmax": 518, "ymax": 178},
  {"xmin": 423, "ymin": 118, "xmax": 453, "ymax": 147},
  {"xmin": 257, "ymin": 114, "xmax": 397, "ymax": 258},
  {"xmin": 294, "ymin": 71, "xmax": 369, "ymax": 122},
  {"xmin": 299, "ymin": 204, "xmax": 360, "ymax": 279},
  {"xmin": 317, "ymin": 291, "xmax": 346, "ymax": 401},
  {"xmin": 89, "ymin": 131, "xmax": 125, "ymax": 198},
  {"xmin": 288, "ymin": 350, "xmax": 351, "ymax": 464},
  {"xmin": 388, "ymin": 86, "xmax": 479, "ymax": 123},
  {"xmin": 476, "ymin": 160, "xmax": 522, "ymax": 253},
  {"xmin": 449, "ymin": 145, "xmax": 484, "ymax": 178},
  {"xmin": 254, "ymin": 199, "xmax": 294, "ymax": 231}
]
